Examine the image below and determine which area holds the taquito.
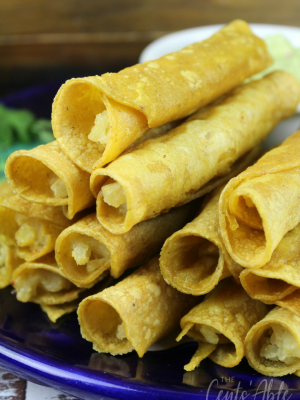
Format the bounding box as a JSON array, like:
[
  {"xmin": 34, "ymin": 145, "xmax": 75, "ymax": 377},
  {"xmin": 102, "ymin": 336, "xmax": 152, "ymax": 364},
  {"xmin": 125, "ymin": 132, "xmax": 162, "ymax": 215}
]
[
  {"xmin": 11, "ymin": 253, "xmax": 85, "ymax": 305},
  {"xmin": 78, "ymin": 257, "xmax": 198, "ymax": 357},
  {"xmin": 0, "ymin": 190, "xmax": 72, "ymax": 262},
  {"xmin": 91, "ymin": 71, "xmax": 300, "ymax": 234},
  {"xmin": 0, "ymin": 242, "xmax": 22, "ymax": 289},
  {"xmin": 160, "ymin": 186, "xmax": 234, "ymax": 296},
  {"xmin": 5, "ymin": 141, "xmax": 95, "ymax": 220},
  {"xmin": 219, "ymin": 129, "xmax": 300, "ymax": 269},
  {"xmin": 177, "ymin": 278, "xmax": 269, "ymax": 371},
  {"xmin": 56, "ymin": 202, "xmax": 197, "ymax": 288},
  {"xmin": 240, "ymin": 223, "xmax": 300, "ymax": 303},
  {"xmin": 52, "ymin": 20, "xmax": 272, "ymax": 171},
  {"xmin": 245, "ymin": 307, "xmax": 300, "ymax": 376}
]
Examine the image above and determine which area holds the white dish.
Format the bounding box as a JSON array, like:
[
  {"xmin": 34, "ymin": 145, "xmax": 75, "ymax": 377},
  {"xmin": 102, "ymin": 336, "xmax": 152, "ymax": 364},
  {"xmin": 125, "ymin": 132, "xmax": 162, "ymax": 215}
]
[
  {"xmin": 139, "ymin": 23, "xmax": 300, "ymax": 147},
  {"xmin": 139, "ymin": 23, "xmax": 300, "ymax": 62}
]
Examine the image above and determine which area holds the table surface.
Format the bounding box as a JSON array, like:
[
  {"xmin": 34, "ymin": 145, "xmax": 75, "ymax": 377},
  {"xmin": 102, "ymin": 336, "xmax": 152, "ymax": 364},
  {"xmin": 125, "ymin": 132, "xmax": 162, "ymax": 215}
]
[
  {"xmin": 0, "ymin": 367, "xmax": 79, "ymax": 400},
  {"xmin": 1, "ymin": 0, "xmax": 300, "ymax": 94}
]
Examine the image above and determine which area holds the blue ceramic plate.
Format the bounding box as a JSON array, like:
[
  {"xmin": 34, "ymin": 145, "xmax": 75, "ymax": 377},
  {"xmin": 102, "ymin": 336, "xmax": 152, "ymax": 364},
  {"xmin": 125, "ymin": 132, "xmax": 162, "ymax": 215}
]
[
  {"xmin": 1, "ymin": 25, "xmax": 300, "ymax": 398},
  {"xmin": 2, "ymin": 286, "xmax": 300, "ymax": 400}
]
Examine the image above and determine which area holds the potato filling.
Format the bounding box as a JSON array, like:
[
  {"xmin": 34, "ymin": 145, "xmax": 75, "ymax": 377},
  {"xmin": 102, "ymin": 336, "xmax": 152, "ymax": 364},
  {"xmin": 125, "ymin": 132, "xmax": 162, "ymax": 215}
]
[
  {"xmin": 49, "ymin": 176, "xmax": 68, "ymax": 199},
  {"xmin": 86, "ymin": 259, "xmax": 108, "ymax": 273},
  {"xmin": 15, "ymin": 222, "xmax": 37, "ymax": 247},
  {"xmin": 72, "ymin": 237, "xmax": 111, "ymax": 274},
  {"xmin": 88, "ymin": 110, "xmax": 110, "ymax": 146},
  {"xmin": 102, "ymin": 182, "xmax": 127, "ymax": 208},
  {"xmin": 116, "ymin": 322, "xmax": 127, "ymax": 340},
  {"xmin": 14, "ymin": 213, "xmax": 54, "ymax": 252},
  {"xmin": 260, "ymin": 324, "xmax": 300, "ymax": 364},
  {"xmin": 199, "ymin": 325, "xmax": 222, "ymax": 344},
  {"xmin": 72, "ymin": 242, "xmax": 91, "ymax": 265},
  {"xmin": 15, "ymin": 269, "xmax": 73, "ymax": 302}
]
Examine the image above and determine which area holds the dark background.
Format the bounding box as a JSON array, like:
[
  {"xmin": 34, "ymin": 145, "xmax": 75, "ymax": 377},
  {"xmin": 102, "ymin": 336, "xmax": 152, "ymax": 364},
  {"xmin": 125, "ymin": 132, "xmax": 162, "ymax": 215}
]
[{"xmin": 1, "ymin": 0, "xmax": 300, "ymax": 95}]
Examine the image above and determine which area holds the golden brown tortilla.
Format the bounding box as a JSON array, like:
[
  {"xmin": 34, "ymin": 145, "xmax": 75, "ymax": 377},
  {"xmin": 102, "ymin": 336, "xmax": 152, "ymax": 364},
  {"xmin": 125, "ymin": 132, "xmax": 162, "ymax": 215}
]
[
  {"xmin": 219, "ymin": 129, "xmax": 300, "ymax": 269},
  {"xmin": 52, "ymin": 20, "xmax": 272, "ymax": 171},
  {"xmin": 177, "ymin": 278, "xmax": 270, "ymax": 371},
  {"xmin": 5, "ymin": 141, "xmax": 95, "ymax": 220},
  {"xmin": 160, "ymin": 186, "xmax": 233, "ymax": 296},
  {"xmin": 91, "ymin": 71, "xmax": 300, "ymax": 234},
  {"xmin": 240, "ymin": 222, "xmax": 300, "ymax": 303},
  {"xmin": 245, "ymin": 307, "xmax": 300, "ymax": 376},
  {"xmin": 78, "ymin": 257, "xmax": 198, "ymax": 357},
  {"xmin": 56, "ymin": 202, "xmax": 197, "ymax": 288}
]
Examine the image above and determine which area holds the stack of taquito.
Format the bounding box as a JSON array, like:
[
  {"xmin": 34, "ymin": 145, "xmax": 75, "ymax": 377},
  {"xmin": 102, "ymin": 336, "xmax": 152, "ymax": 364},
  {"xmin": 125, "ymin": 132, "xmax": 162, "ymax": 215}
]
[
  {"xmin": 1, "ymin": 19, "xmax": 300, "ymax": 379},
  {"xmin": 159, "ymin": 131, "xmax": 300, "ymax": 376},
  {"xmin": 214, "ymin": 130, "xmax": 300, "ymax": 377}
]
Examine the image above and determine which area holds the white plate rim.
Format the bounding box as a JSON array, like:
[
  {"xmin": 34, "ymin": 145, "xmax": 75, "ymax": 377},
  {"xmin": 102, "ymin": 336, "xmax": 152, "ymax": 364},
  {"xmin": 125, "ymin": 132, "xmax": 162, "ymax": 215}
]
[{"xmin": 139, "ymin": 23, "xmax": 300, "ymax": 62}]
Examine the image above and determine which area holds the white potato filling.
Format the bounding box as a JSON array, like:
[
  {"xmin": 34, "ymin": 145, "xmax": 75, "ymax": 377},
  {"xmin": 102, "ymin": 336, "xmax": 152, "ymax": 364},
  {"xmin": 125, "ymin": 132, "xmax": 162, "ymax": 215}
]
[
  {"xmin": 50, "ymin": 178, "xmax": 68, "ymax": 199},
  {"xmin": 15, "ymin": 222, "xmax": 37, "ymax": 247},
  {"xmin": 86, "ymin": 259, "xmax": 108, "ymax": 273},
  {"xmin": 71, "ymin": 238, "xmax": 111, "ymax": 274},
  {"xmin": 14, "ymin": 214, "xmax": 48, "ymax": 251},
  {"xmin": 199, "ymin": 325, "xmax": 222, "ymax": 345},
  {"xmin": 15, "ymin": 269, "xmax": 73, "ymax": 302},
  {"xmin": 260, "ymin": 324, "xmax": 300, "ymax": 365},
  {"xmin": 116, "ymin": 322, "xmax": 127, "ymax": 340},
  {"xmin": 72, "ymin": 242, "xmax": 91, "ymax": 265},
  {"xmin": 102, "ymin": 182, "xmax": 127, "ymax": 208},
  {"xmin": 88, "ymin": 110, "xmax": 110, "ymax": 146}
]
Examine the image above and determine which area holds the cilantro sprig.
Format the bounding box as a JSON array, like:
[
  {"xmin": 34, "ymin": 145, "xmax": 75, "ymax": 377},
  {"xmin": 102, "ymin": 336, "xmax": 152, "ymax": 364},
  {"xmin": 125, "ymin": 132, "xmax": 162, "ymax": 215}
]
[{"xmin": 0, "ymin": 103, "xmax": 54, "ymax": 181}]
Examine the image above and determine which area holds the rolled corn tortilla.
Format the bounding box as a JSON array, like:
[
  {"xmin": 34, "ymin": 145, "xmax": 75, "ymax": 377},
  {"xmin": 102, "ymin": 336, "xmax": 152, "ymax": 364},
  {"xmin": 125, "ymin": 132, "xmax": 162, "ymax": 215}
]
[
  {"xmin": 52, "ymin": 20, "xmax": 272, "ymax": 171},
  {"xmin": 77, "ymin": 257, "xmax": 198, "ymax": 357},
  {"xmin": 160, "ymin": 186, "xmax": 234, "ymax": 296},
  {"xmin": 0, "ymin": 190, "xmax": 73, "ymax": 262},
  {"xmin": 91, "ymin": 143, "xmax": 260, "ymax": 207},
  {"xmin": 11, "ymin": 253, "xmax": 85, "ymax": 305},
  {"xmin": 240, "ymin": 222, "xmax": 300, "ymax": 303},
  {"xmin": 0, "ymin": 242, "xmax": 22, "ymax": 289},
  {"xmin": 245, "ymin": 307, "xmax": 300, "ymax": 376},
  {"xmin": 5, "ymin": 141, "xmax": 95, "ymax": 220},
  {"xmin": 90, "ymin": 71, "xmax": 300, "ymax": 234},
  {"xmin": 219, "ymin": 129, "xmax": 300, "ymax": 269},
  {"xmin": 176, "ymin": 144, "xmax": 261, "ymax": 210},
  {"xmin": 56, "ymin": 202, "xmax": 197, "ymax": 288},
  {"xmin": 177, "ymin": 278, "xmax": 270, "ymax": 371}
]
